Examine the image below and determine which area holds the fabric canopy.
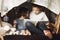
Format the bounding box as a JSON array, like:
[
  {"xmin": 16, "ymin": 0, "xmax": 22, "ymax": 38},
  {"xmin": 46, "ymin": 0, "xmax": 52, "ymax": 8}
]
[
  {"xmin": 0, "ymin": 0, "xmax": 27, "ymax": 17},
  {"xmin": 0, "ymin": 0, "xmax": 60, "ymax": 16},
  {"xmin": 34, "ymin": 0, "xmax": 60, "ymax": 14}
]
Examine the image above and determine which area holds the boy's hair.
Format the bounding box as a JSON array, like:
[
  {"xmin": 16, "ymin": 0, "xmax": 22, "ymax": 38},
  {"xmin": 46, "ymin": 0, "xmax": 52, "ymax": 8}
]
[
  {"xmin": 17, "ymin": 7, "xmax": 29, "ymax": 18},
  {"xmin": 32, "ymin": 4, "xmax": 42, "ymax": 11}
]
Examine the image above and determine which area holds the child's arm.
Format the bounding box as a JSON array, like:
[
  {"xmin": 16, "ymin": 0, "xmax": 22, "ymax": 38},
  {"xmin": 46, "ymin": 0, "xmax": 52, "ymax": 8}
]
[{"xmin": 13, "ymin": 20, "xmax": 17, "ymax": 28}]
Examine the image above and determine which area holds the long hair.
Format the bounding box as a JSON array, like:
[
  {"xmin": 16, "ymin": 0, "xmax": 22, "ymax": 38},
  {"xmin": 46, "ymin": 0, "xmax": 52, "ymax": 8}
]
[
  {"xmin": 54, "ymin": 13, "xmax": 60, "ymax": 34},
  {"xmin": 0, "ymin": 13, "xmax": 2, "ymax": 27},
  {"xmin": 17, "ymin": 7, "xmax": 29, "ymax": 18}
]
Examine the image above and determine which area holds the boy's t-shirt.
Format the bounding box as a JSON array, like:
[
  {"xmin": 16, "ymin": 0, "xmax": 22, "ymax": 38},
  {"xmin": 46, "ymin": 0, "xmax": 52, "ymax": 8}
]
[
  {"xmin": 30, "ymin": 12, "xmax": 49, "ymax": 21},
  {"xmin": 16, "ymin": 19, "xmax": 27, "ymax": 31}
]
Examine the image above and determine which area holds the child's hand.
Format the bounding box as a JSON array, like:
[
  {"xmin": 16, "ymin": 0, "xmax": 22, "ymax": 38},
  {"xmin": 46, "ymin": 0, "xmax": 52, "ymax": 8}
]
[{"xmin": 43, "ymin": 30, "xmax": 53, "ymax": 39}]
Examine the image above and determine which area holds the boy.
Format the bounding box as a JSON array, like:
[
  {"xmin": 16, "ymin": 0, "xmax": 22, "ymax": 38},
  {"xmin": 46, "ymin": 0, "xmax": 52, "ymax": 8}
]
[
  {"xmin": 30, "ymin": 4, "xmax": 49, "ymax": 21},
  {"xmin": 26, "ymin": 4, "xmax": 52, "ymax": 39}
]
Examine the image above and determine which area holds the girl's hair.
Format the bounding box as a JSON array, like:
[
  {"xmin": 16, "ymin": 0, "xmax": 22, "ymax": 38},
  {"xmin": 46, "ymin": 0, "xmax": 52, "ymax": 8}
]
[
  {"xmin": 17, "ymin": 7, "xmax": 29, "ymax": 18},
  {"xmin": 54, "ymin": 14, "xmax": 60, "ymax": 34}
]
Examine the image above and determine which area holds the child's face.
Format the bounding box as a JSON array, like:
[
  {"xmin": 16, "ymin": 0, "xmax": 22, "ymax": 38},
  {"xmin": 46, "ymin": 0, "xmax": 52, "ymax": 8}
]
[{"xmin": 32, "ymin": 7, "xmax": 40, "ymax": 15}]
